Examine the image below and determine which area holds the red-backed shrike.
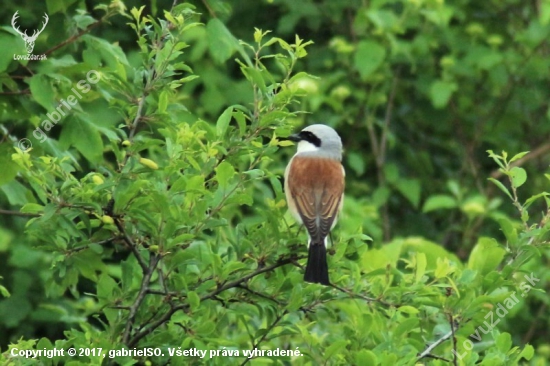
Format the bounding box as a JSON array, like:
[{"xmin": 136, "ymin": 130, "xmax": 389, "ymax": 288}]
[{"xmin": 284, "ymin": 124, "xmax": 345, "ymax": 285}]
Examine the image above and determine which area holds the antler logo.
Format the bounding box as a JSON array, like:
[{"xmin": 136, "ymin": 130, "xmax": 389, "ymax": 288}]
[{"xmin": 11, "ymin": 11, "xmax": 48, "ymax": 54}]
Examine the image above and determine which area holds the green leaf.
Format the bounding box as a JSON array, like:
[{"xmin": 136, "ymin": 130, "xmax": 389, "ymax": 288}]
[
  {"xmin": 488, "ymin": 178, "xmax": 513, "ymax": 200},
  {"xmin": 158, "ymin": 90, "xmax": 168, "ymax": 113},
  {"xmin": 207, "ymin": 18, "xmax": 238, "ymax": 63},
  {"xmin": 509, "ymin": 166, "xmax": 527, "ymax": 188},
  {"xmin": 97, "ymin": 274, "xmax": 118, "ymax": 301},
  {"xmin": 467, "ymin": 237, "xmax": 506, "ymax": 275},
  {"xmin": 394, "ymin": 318, "xmax": 419, "ymax": 338},
  {"xmin": 215, "ymin": 161, "xmax": 235, "ymax": 189},
  {"xmin": 518, "ymin": 344, "xmax": 534, "ymax": 360},
  {"xmin": 524, "ymin": 192, "xmax": 549, "ymax": 209},
  {"xmin": 496, "ymin": 217, "xmax": 517, "ymax": 245},
  {"xmin": 354, "ymin": 40, "xmax": 386, "ymax": 79},
  {"xmin": 509, "ymin": 151, "xmax": 529, "ymax": 163},
  {"xmin": 286, "ymin": 285, "xmax": 303, "ymax": 312},
  {"xmin": 187, "ymin": 291, "xmax": 200, "ymax": 311},
  {"xmin": 29, "ymin": 74, "xmax": 55, "ymax": 110},
  {"xmin": 354, "ymin": 350, "xmax": 378, "ymax": 366},
  {"xmin": 398, "ymin": 305, "xmax": 419, "ymax": 314},
  {"xmin": 233, "ymin": 110, "xmax": 247, "ymax": 136},
  {"xmin": 395, "ymin": 178, "xmax": 421, "ymax": 208},
  {"xmin": 347, "ymin": 152, "xmax": 365, "ymax": 176},
  {"xmin": 20, "ymin": 203, "xmax": 44, "ymax": 214},
  {"xmin": 216, "ymin": 107, "xmax": 233, "ymax": 138},
  {"xmin": 59, "ymin": 116, "xmax": 103, "ymax": 163},
  {"xmin": 46, "ymin": 0, "xmax": 76, "ymax": 14},
  {"xmin": 0, "ymin": 32, "xmax": 24, "ymax": 72},
  {"xmin": 423, "ymin": 195, "xmax": 457, "ymax": 212},
  {"xmin": 324, "ymin": 339, "xmax": 349, "ymax": 360},
  {"xmin": 487, "ymin": 150, "xmax": 506, "ymax": 169},
  {"xmin": 0, "ymin": 144, "xmax": 19, "ymax": 185},
  {"xmin": 435, "ymin": 257, "xmax": 453, "ymax": 278},
  {"xmin": 415, "ymin": 252, "xmax": 426, "ymax": 283},
  {"xmin": 240, "ymin": 66, "xmax": 267, "ymax": 95},
  {"xmin": 460, "ymin": 195, "xmax": 487, "ymax": 217},
  {"xmin": 496, "ymin": 332, "xmax": 512, "ymax": 353},
  {"xmin": 0, "ymin": 284, "xmax": 10, "ymax": 298},
  {"xmin": 429, "ymin": 80, "xmax": 458, "ymax": 108}
]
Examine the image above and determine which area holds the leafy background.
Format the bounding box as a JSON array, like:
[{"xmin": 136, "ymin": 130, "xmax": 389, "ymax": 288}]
[{"xmin": 0, "ymin": 0, "xmax": 549, "ymax": 365}]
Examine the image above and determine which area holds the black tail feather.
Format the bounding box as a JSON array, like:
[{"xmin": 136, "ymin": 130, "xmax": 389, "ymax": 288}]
[{"xmin": 304, "ymin": 242, "xmax": 329, "ymax": 285}]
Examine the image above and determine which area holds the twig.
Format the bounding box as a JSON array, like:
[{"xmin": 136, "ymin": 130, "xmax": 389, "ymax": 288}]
[
  {"xmin": 424, "ymin": 354, "xmax": 451, "ymax": 362},
  {"xmin": 379, "ymin": 75, "xmax": 398, "ymax": 166},
  {"xmin": 201, "ymin": 0, "xmax": 217, "ymax": 18},
  {"xmin": 127, "ymin": 255, "xmax": 300, "ymax": 347},
  {"xmin": 416, "ymin": 330, "xmax": 453, "ymax": 361},
  {"xmin": 122, "ymin": 254, "xmax": 160, "ymax": 345},
  {"xmin": 237, "ymin": 284, "xmax": 282, "ymax": 305},
  {"xmin": 65, "ymin": 236, "xmax": 118, "ymax": 255},
  {"xmin": 0, "ymin": 209, "xmax": 40, "ymax": 217},
  {"xmin": 449, "ymin": 314, "xmax": 458, "ymax": 366},
  {"xmin": 202, "ymin": 256, "xmax": 302, "ymax": 302},
  {"xmin": 42, "ymin": 17, "xmax": 105, "ymax": 57},
  {"xmin": 128, "ymin": 95, "xmax": 147, "ymax": 141},
  {"xmin": 0, "ymin": 89, "xmax": 30, "ymax": 95},
  {"xmin": 240, "ymin": 310, "xmax": 288, "ymax": 366},
  {"xmin": 114, "ymin": 217, "xmax": 148, "ymax": 274},
  {"xmin": 330, "ymin": 283, "xmax": 392, "ymax": 306},
  {"xmin": 364, "ymin": 74, "xmax": 399, "ymax": 241}
]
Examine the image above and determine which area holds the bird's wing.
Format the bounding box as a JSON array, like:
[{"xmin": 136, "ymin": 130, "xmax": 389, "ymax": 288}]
[{"xmin": 287, "ymin": 156, "xmax": 345, "ymax": 244}]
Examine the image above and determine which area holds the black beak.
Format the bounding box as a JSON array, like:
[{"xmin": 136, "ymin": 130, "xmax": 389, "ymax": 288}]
[{"xmin": 283, "ymin": 133, "xmax": 301, "ymax": 142}]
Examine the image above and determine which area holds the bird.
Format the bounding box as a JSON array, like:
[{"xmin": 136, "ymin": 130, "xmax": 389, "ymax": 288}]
[{"xmin": 284, "ymin": 124, "xmax": 345, "ymax": 285}]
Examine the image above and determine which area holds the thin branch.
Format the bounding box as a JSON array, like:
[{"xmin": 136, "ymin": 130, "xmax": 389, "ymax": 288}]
[
  {"xmin": 42, "ymin": 18, "xmax": 104, "ymax": 57},
  {"xmin": 237, "ymin": 284, "xmax": 282, "ymax": 305},
  {"xmin": 379, "ymin": 75, "xmax": 398, "ymax": 166},
  {"xmin": 127, "ymin": 255, "xmax": 300, "ymax": 347},
  {"xmin": 240, "ymin": 310, "xmax": 288, "ymax": 366},
  {"xmin": 424, "ymin": 354, "xmax": 451, "ymax": 362},
  {"xmin": 202, "ymin": 256, "xmax": 302, "ymax": 302},
  {"xmin": 65, "ymin": 236, "xmax": 119, "ymax": 255},
  {"xmin": 365, "ymin": 115, "xmax": 380, "ymax": 163},
  {"xmin": 122, "ymin": 254, "xmax": 160, "ymax": 345},
  {"xmin": 201, "ymin": 0, "xmax": 217, "ymax": 18},
  {"xmin": 364, "ymin": 76, "xmax": 398, "ymax": 242},
  {"xmin": 330, "ymin": 283, "xmax": 393, "ymax": 306},
  {"xmin": 110, "ymin": 305, "xmax": 131, "ymax": 310},
  {"xmin": 450, "ymin": 314, "xmax": 458, "ymax": 366},
  {"xmin": 128, "ymin": 95, "xmax": 147, "ymax": 141},
  {"xmin": 0, "ymin": 89, "xmax": 30, "ymax": 95},
  {"xmin": 416, "ymin": 330, "xmax": 453, "ymax": 361},
  {"xmin": 0, "ymin": 209, "xmax": 40, "ymax": 217},
  {"xmin": 114, "ymin": 217, "xmax": 148, "ymax": 274}
]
